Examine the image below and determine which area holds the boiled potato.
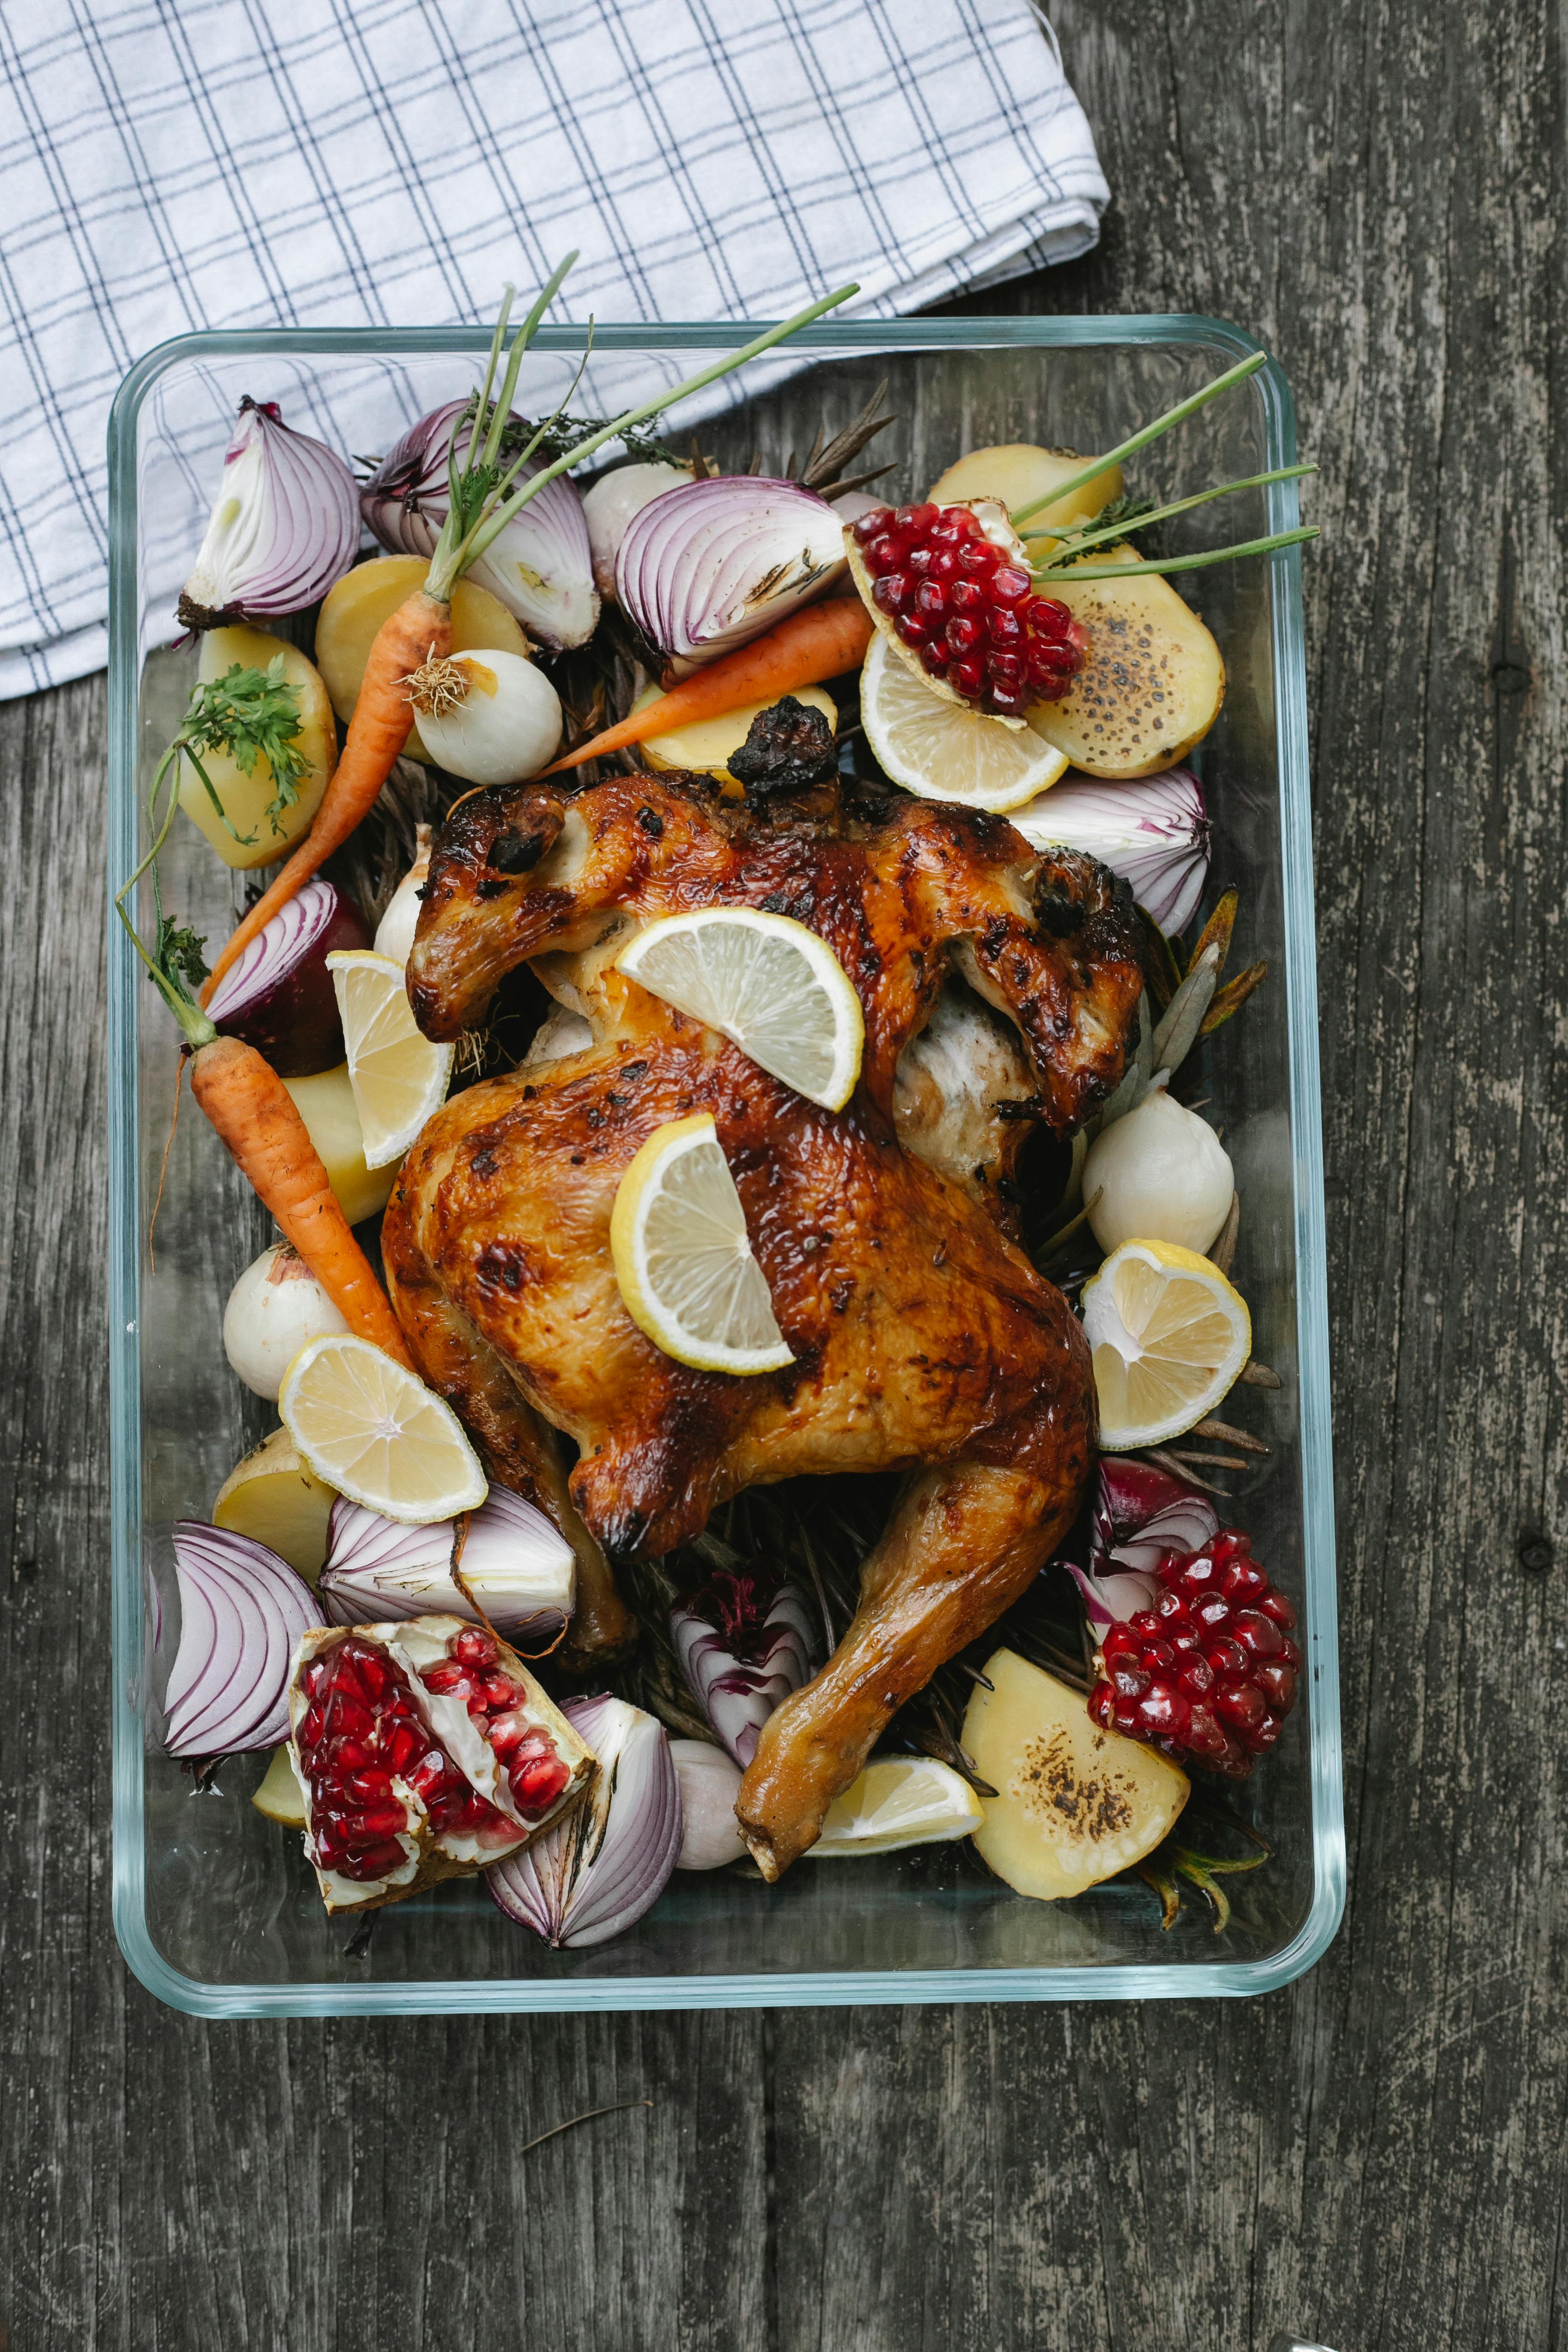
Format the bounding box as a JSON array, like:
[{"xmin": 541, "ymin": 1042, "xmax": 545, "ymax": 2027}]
[
  {"xmin": 213, "ymin": 1424, "xmax": 336, "ymax": 1583},
  {"xmin": 315, "ymin": 557, "xmax": 530, "ymax": 761},
  {"xmin": 631, "ymin": 681, "xmax": 838, "ymax": 791},
  {"xmin": 179, "ymin": 625, "xmax": 335, "ymax": 869},
  {"xmin": 926, "ymin": 443, "xmax": 1123, "ymax": 546},
  {"xmin": 252, "ymin": 1745, "xmax": 308, "ymax": 1827},
  {"xmin": 1026, "ymin": 544, "xmax": 1225, "ymax": 777},
  {"xmin": 279, "ymin": 1063, "xmax": 396, "ymax": 1226},
  {"xmin": 963, "ymin": 1648, "xmax": 1188, "ymax": 1899}
]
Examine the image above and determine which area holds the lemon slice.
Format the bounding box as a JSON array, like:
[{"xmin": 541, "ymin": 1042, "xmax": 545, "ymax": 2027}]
[
  {"xmin": 326, "ymin": 949, "xmax": 455, "ymax": 1168},
  {"xmin": 859, "ymin": 630, "xmax": 1071, "ymax": 813},
  {"xmin": 616, "ymin": 907, "xmax": 863, "ymax": 1112},
  {"xmin": 609, "ymin": 1113, "xmax": 792, "ymax": 1375},
  {"xmin": 809, "ymin": 1756, "xmax": 984, "ymax": 1856},
  {"xmin": 279, "ymin": 1333, "xmax": 487, "ymax": 1523},
  {"xmin": 1079, "ymin": 1238, "xmax": 1251, "ymax": 1450}
]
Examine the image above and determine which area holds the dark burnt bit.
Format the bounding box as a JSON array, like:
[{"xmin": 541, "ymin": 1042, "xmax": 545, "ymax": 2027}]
[
  {"xmin": 475, "ymin": 1239, "xmax": 534, "ymax": 1295},
  {"xmin": 636, "ymin": 806, "xmax": 665, "ymax": 838},
  {"xmin": 489, "ymin": 827, "xmax": 548, "ymax": 875},
  {"xmin": 728, "ymin": 695, "xmax": 838, "ymax": 798},
  {"xmin": 469, "ymin": 1148, "xmax": 500, "ymax": 1178}
]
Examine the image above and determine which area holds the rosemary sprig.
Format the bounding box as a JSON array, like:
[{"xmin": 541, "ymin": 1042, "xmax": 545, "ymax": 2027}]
[
  {"xmin": 1029, "ymin": 462, "xmax": 1316, "ymax": 570},
  {"xmin": 1031, "ymin": 526, "xmax": 1317, "ymax": 586}
]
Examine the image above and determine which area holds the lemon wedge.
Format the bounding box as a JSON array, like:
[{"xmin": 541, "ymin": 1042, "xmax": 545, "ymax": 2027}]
[
  {"xmin": 609, "ymin": 1113, "xmax": 792, "ymax": 1375},
  {"xmin": 615, "ymin": 907, "xmax": 863, "ymax": 1112},
  {"xmin": 326, "ymin": 949, "xmax": 455, "ymax": 1168},
  {"xmin": 859, "ymin": 630, "xmax": 1070, "ymax": 813},
  {"xmin": 1079, "ymin": 1239, "xmax": 1251, "ymax": 1450},
  {"xmin": 809, "ymin": 1756, "xmax": 984, "ymax": 1856},
  {"xmin": 279, "ymin": 1333, "xmax": 487, "ymax": 1523}
]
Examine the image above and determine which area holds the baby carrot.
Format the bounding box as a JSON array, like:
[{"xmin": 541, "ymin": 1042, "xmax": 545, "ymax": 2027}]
[{"xmin": 542, "ymin": 597, "xmax": 874, "ymax": 775}]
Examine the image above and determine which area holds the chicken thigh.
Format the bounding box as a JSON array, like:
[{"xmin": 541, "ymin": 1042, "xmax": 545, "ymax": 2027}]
[{"xmin": 382, "ymin": 768, "xmax": 1143, "ymax": 1874}]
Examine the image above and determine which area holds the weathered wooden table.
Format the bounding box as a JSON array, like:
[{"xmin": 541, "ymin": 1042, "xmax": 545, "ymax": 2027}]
[{"xmin": 2, "ymin": 5, "xmax": 1560, "ymax": 2344}]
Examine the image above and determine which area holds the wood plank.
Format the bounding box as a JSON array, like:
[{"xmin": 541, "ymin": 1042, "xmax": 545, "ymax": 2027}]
[{"xmin": 3, "ymin": 1, "xmax": 1566, "ymax": 2344}]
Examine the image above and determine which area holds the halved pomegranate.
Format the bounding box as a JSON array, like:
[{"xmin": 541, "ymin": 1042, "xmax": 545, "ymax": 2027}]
[
  {"xmin": 287, "ymin": 1614, "xmax": 596, "ymax": 1913},
  {"xmin": 845, "ymin": 498, "xmax": 1087, "ymax": 719}
]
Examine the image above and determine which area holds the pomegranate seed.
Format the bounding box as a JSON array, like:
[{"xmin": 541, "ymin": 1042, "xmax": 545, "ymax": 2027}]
[
  {"xmin": 950, "ymin": 658, "xmax": 985, "ymax": 698},
  {"xmin": 1259, "ymin": 1591, "xmax": 1298, "ymax": 1631},
  {"xmin": 1178, "ymin": 1656, "xmax": 1214, "ymax": 1697},
  {"xmin": 487, "ymin": 1708, "xmax": 531, "ymax": 1757},
  {"xmin": 872, "ymin": 572, "xmax": 907, "ymax": 616},
  {"xmin": 1110, "ymin": 1661, "xmax": 1149, "ymax": 1700},
  {"xmin": 987, "ymin": 652, "xmax": 1024, "ymax": 689},
  {"xmin": 1232, "ymin": 1610, "xmax": 1284, "ymax": 1660},
  {"xmin": 453, "ymin": 1628, "xmax": 500, "ymax": 1667},
  {"xmin": 1215, "ymin": 1680, "xmax": 1267, "ymax": 1735},
  {"xmin": 957, "ymin": 538, "xmax": 999, "ymax": 575},
  {"xmin": 945, "ymin": 616, "xmax": 982, "ymax": 657},
  {"xmin": 987, "ymin": 607, "xmax": 1023, "ymax": 648},
  {"xmin": 342, "ymin": 1838, "xmax": 406, "ymax": 1882},
  {"xmin": 343, "ymin": 1768, "xmax": 394, "ymax": 1803},
  {"xmin": 894, "ymin": 504, "xmax": 938, "ymax": 535},
  {"xmin": 1088, "ymin": 1686, "xmax": 1116, "ymax": 1730},
  {"xmin": 1210, "ymin": 1530, "xmax": 1250, "ymax": 1568},
  {"xmin": 1221, "ymin": 1561, "xmax": 1268, "ymax": 1605},
  {"xmin": 896, "ymin": 614, "xmax": 933, "ymax": 648},
  {"xmin": 1104, "ymin": 1622, "xmax": 1140, "ymax": 1654},
  {"xmin": 1136, "ymin": 1682, "xmax": 1191, "ymax": 1741},
  {"xmin": 420, "ymin": 1661, "xmax": 470, "ymax": 1697},
  {"xmin": 868, "ymin": 533, "xmax": 903, "ymax": 573},
  {"xmin": 853, "ymin": 506, "xmax": 891, "ymax": 544},
  {"xmin": 1205, "ymin": 1635, "xmax": 1248, "ymax": 1679},
  {"xmin": 343, "ymin": 1802, "xmax": 409, "ymax": 1842},
  {"xmin": 914, "ymin": 580, "xmax": 949, "ymax": 621},
  {"xmin": 989, "ymin": 566, "xmax": 1030, "ymax": 605},
  {"xmin": 1280, "ymin": 1637, "xmax": 1303, "ymax": 1671},
  {"xmin": 511, "ymin": 1753, "xmax": 571, "ymax": 1816},
  {"xmin": 1254, "ymin": 1662, "xmax": 1296, "ymax": 1710},
  {"xmin": 1112, "ymin": 1698, "xmax": 1141, "ymax": 1737},
  {"xmin": 950, "ymin": 577, "xmax": 984, "ymax": 613},
  {"xmin": 406, "ymin": 1748, "xmax": 449, "ymax": 1795},
  {"xmin": 991, "ymin": 686, "xmax": 1028, "ymax": 718},
  {"xmin": 1129, "ymin": 1610, "xmax": 1162, "ymax": 1640},
  {"xmin": 302, "ymin": 1659, "xmax": 331, "ymax": 1699}
]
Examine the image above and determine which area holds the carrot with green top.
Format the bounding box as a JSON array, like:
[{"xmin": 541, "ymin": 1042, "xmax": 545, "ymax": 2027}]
[
  {"xmin": 202, "ymin": 264, "xmax": 861, "ymax": 996},
  {"xmin": 542, "ymin": 596, "xmax": 874, "ymax": 775}
]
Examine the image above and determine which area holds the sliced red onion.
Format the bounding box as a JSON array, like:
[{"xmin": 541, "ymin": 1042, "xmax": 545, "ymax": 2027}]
[
  {"xmin": 204, "ymin": 876, "xmax": 367, "ymax": 1076},
  {"xmin": 319, "ymin": 1486, "xmax": 574, "ymax": 1643},
  {"xmin": 616, "ymin": 476, "xmax": 847, "ymax": 675},
  {"xmin": 361, "ymin": 399, "xmax": 598, "ymax": 648},
  {"xmin": 1068, "ymin": 1459, "xmax": 1222, "ymax": 1631},
  {"xmin": 178, "ymin": 398, "xmax": 359, "ymax": 630},
  {"xmin": 1009, "ymin": 769, "xmax": 1211, "ymax": 938},
  {"xmin": 487, "ymin": 1695, "xmax": 681, "ymax": 1947},
  {"xmin": 671, "ymin": 1575, "xmax": 819, "ymax": 1769},
  {"xmin": 164, "ymin": 1522, "xmax": 325, "ymax": 1758}
]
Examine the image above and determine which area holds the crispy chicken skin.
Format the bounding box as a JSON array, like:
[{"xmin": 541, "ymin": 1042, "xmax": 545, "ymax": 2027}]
[{"xmin": 382, "ymin": 770, "xmax": 1143, "ymax": 1873}]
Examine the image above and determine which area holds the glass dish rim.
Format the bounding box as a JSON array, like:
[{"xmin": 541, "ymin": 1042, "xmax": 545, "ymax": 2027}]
[{"xmin": 106, "ymin": 310, "xmax": 1342, "ymax": 2016}]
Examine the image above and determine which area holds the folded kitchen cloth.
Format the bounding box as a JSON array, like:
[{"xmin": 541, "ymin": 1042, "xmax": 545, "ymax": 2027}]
[{"xmin": 0, "ymin": 0, "xmax": 1108, "ymax": 697}]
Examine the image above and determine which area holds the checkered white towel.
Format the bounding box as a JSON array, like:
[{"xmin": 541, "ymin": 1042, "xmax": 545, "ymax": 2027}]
[{"xmin": 0, "ymin": 0, "xmax": 1107, "ymax": 697}]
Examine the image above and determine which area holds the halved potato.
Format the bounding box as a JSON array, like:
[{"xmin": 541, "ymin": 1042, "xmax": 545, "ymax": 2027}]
[
  {"xmin": 279, "ymin": 1063, "xmax": 397, "ymax": 1227},
  {"xmin": 214, "ymin": 1425, "xmax": 336, "ymax": 1584},
  {"xmin": 963, "ymin": 1648, "xmax": 1188, "ymax": 1899},
  {"xmin": 252, "ymin": 1745, "xmax": 308, "ymax": 1827},
  {"xmin": 314, "ymin": 557, "xmax": 530, "ymax": 762},
  {"xmin": 1028, "ymin": 545, "xmax": 1225, "ymax": 776},
  {"xmin": 179, "ymin": 625, "xmax": 336, "ymax": 869},
  {"xmin": 926, "ymin": 443, "xmax": 1123, "ymax": 546},
  {"xmin": 631, "ymin": 681, "xmax": 838, "ymax": 791}
]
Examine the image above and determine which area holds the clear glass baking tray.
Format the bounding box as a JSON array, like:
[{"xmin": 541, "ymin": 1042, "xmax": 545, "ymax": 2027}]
[{"xmin": 107, "ymin": 314, "xmax": 1341, "ymax": 2014}]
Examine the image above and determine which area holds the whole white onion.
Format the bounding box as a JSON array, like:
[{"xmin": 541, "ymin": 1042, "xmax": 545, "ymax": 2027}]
[
  {"xmin": 1083, "ymin": 1086, "xmax": 1234, "ymax": 1255},
  {"xmin": 361, "ymin": 399, "xmax": 598, "ymax": 648},
  {"xmin": 616, "ymin": 476, "xmax": 847, "ymax": 675},
  {"xmin": 407, "ymin": 650, "xmax": 562, "ymax": 785},
  {"xmin": 668, "ymin": 1740, "xmax": 747, "ymax": 1869},
  {"xmin": 223, "ymin": 1242, "xmax": 348, "ymax": 1400},
  {"xmin": 581, "ymin": 461, "xmax": 691, "ymax": 598}
]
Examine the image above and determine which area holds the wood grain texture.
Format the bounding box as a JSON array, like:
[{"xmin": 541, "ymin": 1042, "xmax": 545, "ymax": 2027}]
[{"xmin": 3, "ymin": 1, "xmax": 1565, "ymax": 2344}]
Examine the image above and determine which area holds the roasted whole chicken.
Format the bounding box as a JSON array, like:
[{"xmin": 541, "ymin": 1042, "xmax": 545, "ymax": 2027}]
[{"xmin": 381, "ymin": 763, "xmax": 1143, "ymax": 1876}]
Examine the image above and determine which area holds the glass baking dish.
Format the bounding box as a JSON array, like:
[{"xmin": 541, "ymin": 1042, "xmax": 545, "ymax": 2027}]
[{"xmin": 107, "ymin": 313, "xmax": 1341, "ymax": 2015}]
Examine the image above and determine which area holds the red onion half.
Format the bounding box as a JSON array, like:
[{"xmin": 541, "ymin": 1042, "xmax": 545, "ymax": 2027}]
[
  {"xmin": 487, "ymin": 1695, "xmax": 682, "ymax": 1948},
  {"xmin": 164, "ymin": 1522, "xmax": 325, "ymax": 1758},
  {"xmin": 361, "ymin": 400, "xmax": 598, "ymax": 648},
  {"xmin": 671, "ymin": 1574, "xmax": 819, "ymax": 1768},
  {"xmin": 616, "ymin": 476, "xmax": 847, "ymax": 675},
  {"xmin": 319, "ymin": 1486, "xmax": 574, "ymax": 1644},
  {"xmin": 178, "ymin": 398, "xmax": 359, "ymax": 630},
  {"xmin": 205, "ymin": 876, "xmax": 368, "ymax": 1076},
  {"xmin": 1066, "ymin": 1459, "xmax": 1221, "ymax": 1633},
  {"xmin": 1009, "ymin": 768, "xmax": 1211, "ymax": 938}
]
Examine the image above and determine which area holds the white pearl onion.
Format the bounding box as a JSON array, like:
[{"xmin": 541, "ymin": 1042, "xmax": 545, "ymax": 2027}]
[
  {"xmin": 223, "ymin": 1242, "xmax": 348, "ymax": 1400},
  {"xmin": 668, "ymin": 1739, "xmax": 748, "ymax": 1869},
  {"xmin": 413, "ymin": 649, "xmax": 562, "ymax": 785},
  {"xmin": 1084, "ymin": 1087, "xmax": 1235, "ymax": 1257}
]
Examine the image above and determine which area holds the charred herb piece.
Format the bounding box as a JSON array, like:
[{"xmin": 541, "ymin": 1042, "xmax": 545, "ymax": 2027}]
[{"xmin": 728, "ymin": 695, "xmax": 838, "ymax": 796}]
